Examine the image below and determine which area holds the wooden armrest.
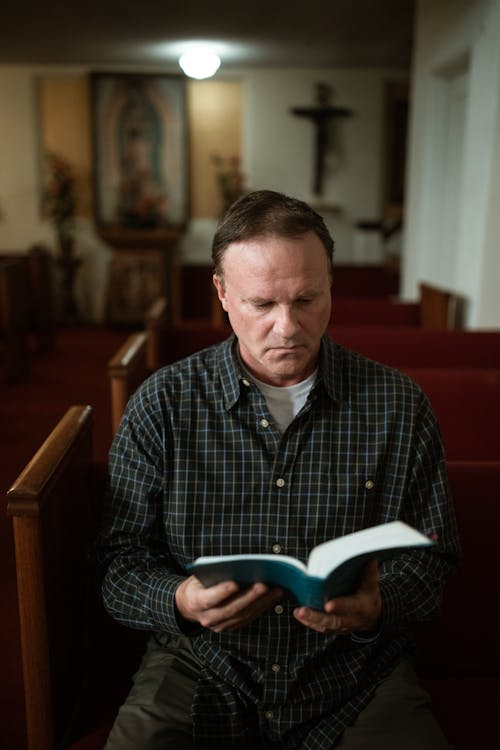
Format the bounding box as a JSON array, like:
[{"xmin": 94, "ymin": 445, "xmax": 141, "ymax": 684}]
[
  {"xmin": 108, "ymin": 332, "xmax": 149, "ymax": 433},
  {"xmin": 145, "ymin": 296, "xmax": 168, "ymax": 370},
  {"xmin": 6, "ymin": 405, "xmax": 94, "ymax": 750}
]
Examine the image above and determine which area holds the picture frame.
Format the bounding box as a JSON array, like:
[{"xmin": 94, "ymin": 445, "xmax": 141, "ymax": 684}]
[{"xmin": 90, "ymin": 72, "xmax": 189, "ymax": 230}]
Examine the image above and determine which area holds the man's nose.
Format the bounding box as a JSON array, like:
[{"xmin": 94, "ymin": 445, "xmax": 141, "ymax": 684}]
[{"xmin": 274, "ymin": 306, "xmax": 299, "ymax": 337}]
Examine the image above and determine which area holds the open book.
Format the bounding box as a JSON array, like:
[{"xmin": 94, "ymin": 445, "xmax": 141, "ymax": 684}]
[{"xmin": 187, "ymin": 521, "xmax": 433, "ymax": 610}]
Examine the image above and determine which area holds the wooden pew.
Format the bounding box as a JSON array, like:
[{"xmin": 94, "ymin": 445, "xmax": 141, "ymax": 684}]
[
  {"xmin": 0, "ymin": 245, "xmax": 55, "ymax": 355},
  {"xmin": 417, "ymin": 460, "xmax": 500, "ymax": 749},
  {"xmin": 0, "ymin": 258, "xmax": 29, "ymax": 382},
  {"xmin": 330, "ymin": 298, "xmax": 420, "ymax": 327},
  {"xmin": 6, "ymin": 405, "xmax": 146, "ymax": 750},
  {"xmin": 144, "ymin": 295, "xmax": 168, "ymax": 371},
  {"xmin": 330, "ymin": 327, "xmax": 500, "ymax": 368},
  {"xmin": 25, "ymin": 243, "xmax": 55, "ymax": 353},
  {"xmin": 332, "ymin": 263, "xmax": 400, "ymax": 297},
  {"xmin": 109, "ymin": 301, "xmax": 225, "ymax": 436},
  {"xmin": 403, "ymin": 368, "xmax": 500, "ymax": 460},
  {"xmin": 107, "ymin": 331, "xmax": 149, "ymax": 434},
  {"xmin": 419, "ymin": 281, "xmax": 466, "ymax": 329},
  {"xmin": 7, "ymin": 406, "xmax": 500, "ymax": 749},
  {"xmin": 110, "ymin": 315, "xmax": 500, "ymax": 457},
  {"xmin": 146, "ymin": 321, "xmax": 500, "ymax": 373}
]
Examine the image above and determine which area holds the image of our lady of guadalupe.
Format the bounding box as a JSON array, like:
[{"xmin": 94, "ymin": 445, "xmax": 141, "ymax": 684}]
[{"xmin": 115, "ymin": 80, "xmax": 168, "ymax": 228}]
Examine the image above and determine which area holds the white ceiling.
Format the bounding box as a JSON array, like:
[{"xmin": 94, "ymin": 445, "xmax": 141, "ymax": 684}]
[{"xmin": 1, "ymin": 0, "xmax": 415, "ymax": 69}]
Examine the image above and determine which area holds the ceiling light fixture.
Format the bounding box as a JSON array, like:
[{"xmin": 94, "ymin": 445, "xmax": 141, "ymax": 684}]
[{"xmin": 178, "ymin": 49, "xmax": 221, "ymax": 79}]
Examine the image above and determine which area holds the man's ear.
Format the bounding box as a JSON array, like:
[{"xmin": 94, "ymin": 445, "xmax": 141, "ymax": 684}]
[{"xmin": 212, "ymin": 273, "xmax": 228, "ymax": 311}]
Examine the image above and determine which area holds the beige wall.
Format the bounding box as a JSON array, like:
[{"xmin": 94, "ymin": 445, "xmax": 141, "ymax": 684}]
[
  {"xmin": 39, "ymin": 75, "xmax": 93, "ymax": 217},
  {"xmin": 403, "ymin": 0, "xmax": 500, "ymax": 326},
  {"xmin": 188, "ymin": 80, "xmax": 242, "ymax": 218}
]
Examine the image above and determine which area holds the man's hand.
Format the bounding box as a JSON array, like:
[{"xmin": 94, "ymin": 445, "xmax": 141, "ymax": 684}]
[
  {"xmin": 293, "ymin": 559, "xmax": 382, "ymax": 635},
  {"xmin": 175, "ymin": 575, "xmax": 283, "ymax": 633}
]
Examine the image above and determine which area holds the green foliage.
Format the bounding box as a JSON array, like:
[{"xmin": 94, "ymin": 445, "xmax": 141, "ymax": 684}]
[
  {"xmin": 211, "ymin": 154, "xmax": 245, "ymax": 214},
  {"xmin": 43, "ymin": 152, "xmax": 76, "ymax": 236}
]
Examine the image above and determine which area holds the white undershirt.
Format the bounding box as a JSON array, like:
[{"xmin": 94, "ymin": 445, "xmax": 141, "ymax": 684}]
[{"xmin": 240, "ymin": 362, "xmax": 318, "ymax": 434}]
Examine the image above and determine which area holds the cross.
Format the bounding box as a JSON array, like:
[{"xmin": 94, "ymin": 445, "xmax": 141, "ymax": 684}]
[{"xmin": 291, "ymin": 83, "xmax": 353, "ymax": 196}]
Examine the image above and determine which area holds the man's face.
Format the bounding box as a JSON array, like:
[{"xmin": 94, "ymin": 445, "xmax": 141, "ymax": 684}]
[{"xmin": 213, "ymin": 232, "xmax": 332, "ymax": 386}]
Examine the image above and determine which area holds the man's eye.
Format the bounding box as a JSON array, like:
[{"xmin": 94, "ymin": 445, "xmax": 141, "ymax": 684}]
[{"xmin": 255, "ymin": 302, "xmax": 272, "ymax": 309}]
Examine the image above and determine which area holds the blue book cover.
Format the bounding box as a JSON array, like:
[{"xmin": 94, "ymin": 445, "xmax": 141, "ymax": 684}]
[{"xmin": 187, "ymin": 521, "xmax": 433, "ymax": 610}]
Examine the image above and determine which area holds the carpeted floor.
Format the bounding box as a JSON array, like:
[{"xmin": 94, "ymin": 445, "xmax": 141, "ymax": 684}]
[{"xmin": 0, "ymin": 325, "xmax": 130, "ymax": 750}]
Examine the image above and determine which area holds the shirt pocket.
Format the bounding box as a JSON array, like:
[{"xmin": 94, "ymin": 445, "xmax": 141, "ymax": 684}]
[{"xmin": 322, "ymin": 470, "xmax": 380, "ymax": 535}]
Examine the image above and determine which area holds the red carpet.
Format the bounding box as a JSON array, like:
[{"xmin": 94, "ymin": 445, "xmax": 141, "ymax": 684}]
[{"xmin": 0, "ymin": 325, "xmax": 129, "ymax": 750}]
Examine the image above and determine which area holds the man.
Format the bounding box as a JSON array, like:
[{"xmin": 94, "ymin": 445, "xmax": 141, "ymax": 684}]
[{"xmin": 98, "ymin": 190, "xmax": 459, "ymax": 749}]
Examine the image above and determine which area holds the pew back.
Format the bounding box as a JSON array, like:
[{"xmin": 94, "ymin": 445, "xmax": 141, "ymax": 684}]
[
  {"xmin": 112, "ymin": 325, "xmax": 500, "ymax": 461},
  {"xmin": 330, "ymin": 327, "xmax": 500, "ymax": 368},
  {"xmin": 6, "ymin": 405, "xmax": 145, "ymax": 750},
  {"xmin": 404, "ymin": 368, "xmax": 500, "ymax": 460},
  {"xmin": 419, "ymin": 281, "xmax": 466, "ymax": 330},
  {"xmin": 7, "ymin": 406, "xmax": 95, "ymax": 749},
  {"xmin": 145, "ymin": 296, "xmax": 168, "ymax": 371},
  {"xmin": 0, "ymin": 258, "xmax": 29, "ymax": 381},
  {"xmin": 331, "ymin": 298, "xmax": 420, "ymax": 327},
  {"xmin": 107, "ymin": 332, "xmax": 149, "ymax": 434},
  {"xmin": 148, "ymin": 322, "xmax": 500, "ymax": 373},
  {"xmin": 417, "ymin": 460, "xmax": 500, "ymax": 749}
]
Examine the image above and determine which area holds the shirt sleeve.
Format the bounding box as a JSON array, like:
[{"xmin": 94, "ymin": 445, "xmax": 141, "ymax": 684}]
[
  {"xmin": 378, "ymin": 390, "xmax": 461, "ymax": 628},
  {"xmin": 95, "ymin": 383, "xmax": 189, "ymax": 636}
]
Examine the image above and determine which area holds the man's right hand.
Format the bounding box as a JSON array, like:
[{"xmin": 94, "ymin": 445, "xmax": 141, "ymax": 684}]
[{"xmin": 175, "ymin": 575, "xmax": 283, "ymax": 633}]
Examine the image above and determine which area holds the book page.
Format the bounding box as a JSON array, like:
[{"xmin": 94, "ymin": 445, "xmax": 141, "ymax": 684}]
[{"xmin": 307, "ymin": 521, "xmax": 432, "ymax": 577}]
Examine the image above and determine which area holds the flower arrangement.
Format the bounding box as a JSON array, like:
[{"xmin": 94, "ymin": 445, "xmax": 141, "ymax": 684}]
[
  {"xmin": 211, "ymin": 154, "xmax": 246, "ymax": 214},
  {"xmin": 43, "ymin": 151, "xmax": 76, "ymax": 257},
  {"xmin": 43, "ymin": 151, "xmax": 82, "ymax": 323}
]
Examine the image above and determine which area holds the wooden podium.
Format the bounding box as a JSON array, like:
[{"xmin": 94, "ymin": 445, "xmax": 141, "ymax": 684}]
[{"xmin": 100, "ymin": 227, "xmax": 183, "ymax": 325}]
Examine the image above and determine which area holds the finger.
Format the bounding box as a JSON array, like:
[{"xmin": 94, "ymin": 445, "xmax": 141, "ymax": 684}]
[
  {"xmin": 210, "ymin": 587, "xmax": 283, "ymax": 632},
  {"xmin": 324, "ymin": 558, "xmax": 379, "ymax": 615},
  {"xmin": 293, "ymin": 606, "xmax": 344, "ymax": 634},
  {"xmin": 197, "ymin": 579, "xmax": 240, "ymax": 608},
  {"xmin": 216, "ymin": 583, "xmax": 281, "ymax": 618}
]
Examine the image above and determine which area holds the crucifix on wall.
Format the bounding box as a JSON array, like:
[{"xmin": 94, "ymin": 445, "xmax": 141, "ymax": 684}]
[{"xmin": 291, "ymin": 83, "xmax": 353, "ymax": 196}]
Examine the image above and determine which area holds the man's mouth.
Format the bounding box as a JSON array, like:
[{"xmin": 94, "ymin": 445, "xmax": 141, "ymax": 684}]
[{"xmin": 268, "ymin": 344, "xmax": 303, "ymax": 354}]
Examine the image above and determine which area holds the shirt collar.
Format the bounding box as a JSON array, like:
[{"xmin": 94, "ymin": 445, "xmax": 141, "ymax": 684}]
[
  {"xmin": 317, "ymin": 333, "xmax": 342, "ymax": 403},
  {"xmin": 217, "ymin": 332, "xmax": 341, "ymax": 410},
  {"xmin": 218, "ymin": 334, "xmax": 247, "ymax": 410}
]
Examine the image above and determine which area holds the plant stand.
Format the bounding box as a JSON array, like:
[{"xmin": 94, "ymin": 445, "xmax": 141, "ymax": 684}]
[{"xmin": 57, "ymin": 255, "xmax": 82, "ymax": 325}]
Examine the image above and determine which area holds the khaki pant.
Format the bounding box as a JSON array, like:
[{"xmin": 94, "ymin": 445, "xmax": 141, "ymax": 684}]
[{"xmin": 103, "ymin": 634, "xmax": 452, "ymax": 750}]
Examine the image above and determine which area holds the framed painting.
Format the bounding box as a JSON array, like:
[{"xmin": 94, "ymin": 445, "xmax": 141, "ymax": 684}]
[{"xmin": 91, "ymin": 72, "xmax": 188, "ymax": 230}]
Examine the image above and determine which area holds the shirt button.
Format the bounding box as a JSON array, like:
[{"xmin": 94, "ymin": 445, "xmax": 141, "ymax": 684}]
[
  {"xmin": 264, "ymin": 710, "xmax": 274, "ymax": 720},
  {"xmin": 276, "ymin": 477, "xmax": 285, "ymax": 488},
  {"xmin": 272, "ymin": 543, "xmax": 282, "ymax": 554},
  {"xmin": 365, "ymin": 479, "xmax": 374, "ymax": 490},
  {"xmin": 260, "ymin": 418, "xmax": 270, "ymax": 428},
  {"xmin": 274, "ymin": 604, "xmax": 284, "ymax": 614},
  {"xmin": 271, "ymin": 663, "xmax": 281, "ymax": 673},
  {"xmin": 242, "ymin": 379, "xmax": 251, "ymax": 387}
]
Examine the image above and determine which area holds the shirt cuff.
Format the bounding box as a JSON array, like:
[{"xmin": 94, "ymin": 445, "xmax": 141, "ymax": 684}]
[{"xmin": 147, "ymin": 573, "xmax": 194, "ymax": 635}]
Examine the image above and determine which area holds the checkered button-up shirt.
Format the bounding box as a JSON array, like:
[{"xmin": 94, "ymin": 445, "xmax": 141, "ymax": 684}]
[{"xmin": 98, "ymin": 334, "xmax": 459, "ymax": 749}]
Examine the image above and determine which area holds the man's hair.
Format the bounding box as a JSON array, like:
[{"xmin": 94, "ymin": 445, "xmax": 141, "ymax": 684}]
[{"xmin": 211, "ymin": 190, "xmax": 335, "ymax": 280}]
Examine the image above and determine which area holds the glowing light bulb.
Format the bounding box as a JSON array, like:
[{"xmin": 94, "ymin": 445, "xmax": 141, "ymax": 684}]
[{"xmin": 178, "ymin": 50, "xmax": 221, "ymax": 79}]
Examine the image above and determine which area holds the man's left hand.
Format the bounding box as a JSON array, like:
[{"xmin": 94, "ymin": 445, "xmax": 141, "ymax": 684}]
[{"xmin": 293, "ymin": 559, "xmax": 381, "ymax": 635}]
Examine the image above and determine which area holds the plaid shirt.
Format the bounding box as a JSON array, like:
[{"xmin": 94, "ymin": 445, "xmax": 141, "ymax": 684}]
[{"xmin": 98, "ymin": 334, "xmax": 459, "ymax": 749}]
